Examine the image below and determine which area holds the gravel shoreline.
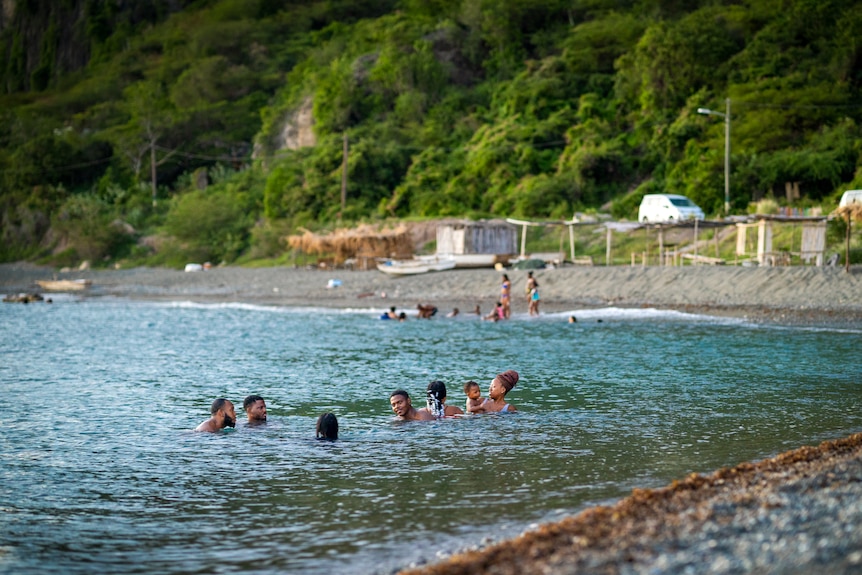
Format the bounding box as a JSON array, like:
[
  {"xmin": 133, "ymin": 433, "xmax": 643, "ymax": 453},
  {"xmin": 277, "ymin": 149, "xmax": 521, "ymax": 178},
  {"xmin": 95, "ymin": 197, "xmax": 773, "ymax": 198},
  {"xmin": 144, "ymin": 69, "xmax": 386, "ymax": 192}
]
[
  {"xmin": 400, "ymin": 433, "xmax": 862, "ymax": 575},
  {"xmin": 2, "ymin": 262, "xmax": 861, "ymax": 327}
]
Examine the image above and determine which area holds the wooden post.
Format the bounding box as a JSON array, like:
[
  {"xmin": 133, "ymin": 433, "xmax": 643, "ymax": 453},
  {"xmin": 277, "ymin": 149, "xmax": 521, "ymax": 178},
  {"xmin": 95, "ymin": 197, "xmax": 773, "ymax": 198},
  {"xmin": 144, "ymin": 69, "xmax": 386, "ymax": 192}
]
[
  {"xmin": 151, "ymin": 144, "xmax": 157, "ymax": 208},
  {"xmin": 520, "ymin": 224, "xmax": 527, "ymax": 259},
  {"xmin": 846, "ymin": 213, "xmax": 852, "ymax": 273},
  {"xmin": 658, "ymin": 225, "xmax": 664, "ymax": 267},
  {"xmin": 569, "ymin": 224, "xmax": 575, "ymax": 262},
  {"xmin": 606, "ymin": 226, "xmax": 612, "ymax": 266},
  {"xmin": 694, "ymin": 218, "xmax": 699, "ymax": 261}
]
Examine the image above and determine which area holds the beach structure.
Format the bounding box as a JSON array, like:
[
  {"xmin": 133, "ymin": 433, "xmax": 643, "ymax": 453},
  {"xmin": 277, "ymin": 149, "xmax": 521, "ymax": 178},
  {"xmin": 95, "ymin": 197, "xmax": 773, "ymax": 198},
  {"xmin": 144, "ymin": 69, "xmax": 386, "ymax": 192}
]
[
  {"xmin": 832, "ymin": 203, "xmax": 862, "ymax": 272},
  {"xmin": 435, "ymin": 220, "xmax": 517, "ymax": 267},
  {"xmin": 286, "ymin": 225, "xmax": 413, "ymax": 270},
  {"xmin": 736, "ymin": 215, "xmax": 828, "ymax": 266}
]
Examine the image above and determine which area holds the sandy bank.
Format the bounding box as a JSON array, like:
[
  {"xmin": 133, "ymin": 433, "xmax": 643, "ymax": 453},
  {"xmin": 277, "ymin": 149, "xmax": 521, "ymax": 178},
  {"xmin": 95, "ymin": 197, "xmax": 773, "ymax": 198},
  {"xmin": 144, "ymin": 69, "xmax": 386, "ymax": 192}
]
[
  {"xmin": 2, "ymin": 263, "xmax": 861, "ymax": 326},
  {"xmin": 399, "ymin": 432, "xmax": 862, "ymax": 575}
]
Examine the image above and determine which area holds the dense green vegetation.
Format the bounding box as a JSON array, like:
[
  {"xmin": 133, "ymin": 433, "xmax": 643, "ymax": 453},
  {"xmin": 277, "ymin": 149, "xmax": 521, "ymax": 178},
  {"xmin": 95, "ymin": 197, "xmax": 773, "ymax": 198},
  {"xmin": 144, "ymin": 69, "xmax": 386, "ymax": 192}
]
[{"xmin": 1, "ymin": 0, "xmax": 861, "ymax": 267}]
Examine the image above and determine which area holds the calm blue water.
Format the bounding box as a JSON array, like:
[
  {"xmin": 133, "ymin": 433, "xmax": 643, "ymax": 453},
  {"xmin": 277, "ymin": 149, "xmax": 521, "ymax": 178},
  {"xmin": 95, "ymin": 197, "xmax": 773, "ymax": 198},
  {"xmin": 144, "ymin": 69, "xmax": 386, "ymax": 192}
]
[{"xmin": 1, "ymin": 298, "xmax": 861, "ymax": 575}]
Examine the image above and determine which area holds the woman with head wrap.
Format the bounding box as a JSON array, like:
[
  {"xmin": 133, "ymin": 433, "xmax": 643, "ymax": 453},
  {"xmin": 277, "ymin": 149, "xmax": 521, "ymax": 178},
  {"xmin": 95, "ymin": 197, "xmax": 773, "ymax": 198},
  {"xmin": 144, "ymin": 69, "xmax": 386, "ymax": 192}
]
[
  {"xmin": 481, "ymin": 370, "xmax": 519, "ymax": 413},
  {"xmin": 419, "ymin": 380, "xmax": 464, "ymax": 418}
]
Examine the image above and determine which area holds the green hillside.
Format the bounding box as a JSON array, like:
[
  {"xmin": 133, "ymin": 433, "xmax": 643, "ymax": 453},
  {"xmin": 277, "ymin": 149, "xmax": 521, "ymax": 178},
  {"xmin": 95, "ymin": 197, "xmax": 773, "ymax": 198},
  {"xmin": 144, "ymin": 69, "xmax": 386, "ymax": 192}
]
[{"xmin": 1, "ymin": 0, "xmax": 861, "ymax": 266}]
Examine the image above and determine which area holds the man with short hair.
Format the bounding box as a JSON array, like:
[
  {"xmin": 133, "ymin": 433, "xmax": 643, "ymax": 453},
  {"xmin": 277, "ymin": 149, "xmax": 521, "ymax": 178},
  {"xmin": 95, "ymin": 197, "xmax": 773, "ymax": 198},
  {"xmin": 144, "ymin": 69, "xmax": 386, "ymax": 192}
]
[
  {"xmin": 195, "ymin": 398, "xmax": 237, "ymax": 432},
  {"xmin": 243, "ymin": 394, "xmax": 267, "ymax": 423},
  {"xmin": 389, "ymin": 389, "xmax": 434, "ymax": 421}
]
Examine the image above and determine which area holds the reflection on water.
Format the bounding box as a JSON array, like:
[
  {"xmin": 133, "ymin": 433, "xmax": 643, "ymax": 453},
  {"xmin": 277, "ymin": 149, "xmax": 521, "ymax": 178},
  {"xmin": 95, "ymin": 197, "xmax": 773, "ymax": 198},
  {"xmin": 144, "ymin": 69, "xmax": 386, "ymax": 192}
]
[{"xmin": 1, "ymin": 300, "xmax": 861, "ymax": 574}]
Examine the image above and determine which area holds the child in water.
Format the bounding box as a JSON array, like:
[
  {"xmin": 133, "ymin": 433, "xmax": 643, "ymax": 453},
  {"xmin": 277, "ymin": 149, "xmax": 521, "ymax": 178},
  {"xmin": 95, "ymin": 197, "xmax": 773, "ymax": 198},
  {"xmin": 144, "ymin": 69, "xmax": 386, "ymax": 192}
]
[{"xmin": 464, "ymin": 380, "xmax": 486, "ymax": 414}]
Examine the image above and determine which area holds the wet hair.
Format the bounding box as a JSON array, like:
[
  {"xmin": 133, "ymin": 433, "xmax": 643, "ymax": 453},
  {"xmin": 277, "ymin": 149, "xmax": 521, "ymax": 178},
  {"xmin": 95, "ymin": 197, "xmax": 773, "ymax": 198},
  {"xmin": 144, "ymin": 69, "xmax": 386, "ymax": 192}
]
[
  {"xmin": 427, "ymin": 380, "xmax": 447, "ymax": 401},
  {"xmin": 390, "ymin": 306, "xmax": 396, "ymax": 312},
  {"xmin": 463, "ymin": 380, "xmax": 480, "ymax": 393},
  {"xmin": 316, "ymin": 412, "xmax": 339, "ymax": 440},
  {"xmin": 243, "ymin": 394, "xmax": 264, "ymax": 412},
  {"xmin": 390, "ymin": 389, "xmax": 409, "ymax": 400},
  {"xmin": 503, "ymin": 274, "xmax": 509, "ymax": 280},
  {"xmin": 210, "ymin": 398, "xmax": 229, "ymax": 415}
]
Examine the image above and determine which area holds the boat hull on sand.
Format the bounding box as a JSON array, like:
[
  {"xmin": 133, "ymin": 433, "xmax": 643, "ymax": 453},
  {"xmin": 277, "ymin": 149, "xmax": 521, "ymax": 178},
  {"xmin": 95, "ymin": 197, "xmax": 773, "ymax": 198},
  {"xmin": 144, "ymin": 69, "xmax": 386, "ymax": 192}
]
[{"xmin": 376, "ymin": 257, "xmax": 456, "ymax": 276}]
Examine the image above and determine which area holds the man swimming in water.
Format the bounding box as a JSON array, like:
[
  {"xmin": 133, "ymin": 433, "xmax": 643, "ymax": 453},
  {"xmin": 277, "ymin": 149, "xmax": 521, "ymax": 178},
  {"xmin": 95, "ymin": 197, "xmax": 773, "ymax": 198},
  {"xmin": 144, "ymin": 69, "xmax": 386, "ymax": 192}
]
[
  {"xmin": 389, "ymin": 389, "xmax": 434, "ymax": 421},
  {"xmin": 243, "ymin": 394, "xmax": 267, "ymax": 423},
  {"xmin": 195, "ymin": 398, "xmax": 237, "ymax": 432}
]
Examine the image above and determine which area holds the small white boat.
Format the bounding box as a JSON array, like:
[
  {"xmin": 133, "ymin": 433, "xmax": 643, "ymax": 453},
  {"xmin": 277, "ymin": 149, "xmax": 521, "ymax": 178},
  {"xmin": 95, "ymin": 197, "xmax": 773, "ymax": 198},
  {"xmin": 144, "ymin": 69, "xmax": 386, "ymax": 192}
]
[
  {"xmin": 36, "ymin": 279, "xmax": 91, "ymax": 291},
  {"xmin": 376, "ymin": 256, "xmax": 456, "ymax": 276}
]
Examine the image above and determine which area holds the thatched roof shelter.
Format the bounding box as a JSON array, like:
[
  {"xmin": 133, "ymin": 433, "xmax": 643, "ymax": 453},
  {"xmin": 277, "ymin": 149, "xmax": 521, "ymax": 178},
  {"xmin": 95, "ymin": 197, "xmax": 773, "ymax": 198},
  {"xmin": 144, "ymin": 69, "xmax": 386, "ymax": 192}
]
[
  {"xmin": 286, "ymin": 225, "xmax": 414, "ymax": 268},
  {"xmin": 831, "ymin": 204, "xmax": 862, "ymax": 272}
]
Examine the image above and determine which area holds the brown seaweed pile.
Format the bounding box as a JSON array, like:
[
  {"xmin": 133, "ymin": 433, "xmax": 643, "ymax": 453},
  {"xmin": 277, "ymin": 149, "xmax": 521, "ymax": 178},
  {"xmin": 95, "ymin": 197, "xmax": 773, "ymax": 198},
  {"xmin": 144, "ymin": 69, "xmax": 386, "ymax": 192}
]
[{"xmin": 400, "ymin": 432, "xmax": 862, "ymax": 575}]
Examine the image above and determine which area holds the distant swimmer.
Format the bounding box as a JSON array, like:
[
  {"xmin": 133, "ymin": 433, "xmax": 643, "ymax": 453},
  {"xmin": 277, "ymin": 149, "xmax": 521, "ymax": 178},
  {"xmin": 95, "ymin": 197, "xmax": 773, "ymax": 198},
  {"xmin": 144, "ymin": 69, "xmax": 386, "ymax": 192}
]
[
  {"xmin": 481, "ymin": 370, "xmax": 519, "ymax": 413},
  {"xmin": 195, "ymin": 398, "xmax": 237, "ymax": 432},
  {"xmin": 381, "ymin": 306, "xmax": 398, "ymax": 320},
  {"xmin": 446, "ymin": 308, "xmax": 460, "ymax": 318},
  {"xmin": 389, "ymin": 389, "xmax": 434, "ymax": 421},
  {"xmin": 568, "ymin": 315, "xmax": 577, "ymax": 323},
  {"xmin": 243, "ymin": 394, "xmax": 267, "ymax": 424},
  {"xmin": 420, "ymin": 380, "xmax": 464, "ymax": 418},
  {"xmin": 417, "ymin": 303, "xmax": 438, "ymax": 319},
  {"xmin": 316, "ymin": 412, "xmax": 339, "ymax": 440}
]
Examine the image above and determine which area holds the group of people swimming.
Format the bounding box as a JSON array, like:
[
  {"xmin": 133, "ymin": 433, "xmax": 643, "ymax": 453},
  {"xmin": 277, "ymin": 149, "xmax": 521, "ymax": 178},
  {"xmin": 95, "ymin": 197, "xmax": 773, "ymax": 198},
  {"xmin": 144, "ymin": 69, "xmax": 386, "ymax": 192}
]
[
  {"xmin": 195, "ymin": 394, "xmax": 339, "ymax": 439},
  {"xmin": 388, "ymin": 369, "xmax": 520, "ymax": 420},
  {"xmin": 195, "ymin": 369, "xmax": 520, "ymax": 435}
]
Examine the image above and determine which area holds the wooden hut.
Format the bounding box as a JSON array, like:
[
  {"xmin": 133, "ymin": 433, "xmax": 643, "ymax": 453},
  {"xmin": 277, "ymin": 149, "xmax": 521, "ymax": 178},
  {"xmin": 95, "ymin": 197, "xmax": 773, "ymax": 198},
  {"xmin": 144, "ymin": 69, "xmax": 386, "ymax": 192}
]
[{"xmin": 435, "ymin": 220, "xmax": 517, "ymax": 267}]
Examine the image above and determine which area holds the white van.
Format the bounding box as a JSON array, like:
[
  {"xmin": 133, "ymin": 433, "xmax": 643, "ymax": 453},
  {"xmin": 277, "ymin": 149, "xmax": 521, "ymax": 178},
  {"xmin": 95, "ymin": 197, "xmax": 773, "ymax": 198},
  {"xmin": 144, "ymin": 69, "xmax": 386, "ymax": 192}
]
[
  {"xmin": 638, "ymin": 194, "xmax": 705, "ymax": 222},
  {"xmin": 839, "ymin": 190, "xmax": 862, "ymax": 207}
]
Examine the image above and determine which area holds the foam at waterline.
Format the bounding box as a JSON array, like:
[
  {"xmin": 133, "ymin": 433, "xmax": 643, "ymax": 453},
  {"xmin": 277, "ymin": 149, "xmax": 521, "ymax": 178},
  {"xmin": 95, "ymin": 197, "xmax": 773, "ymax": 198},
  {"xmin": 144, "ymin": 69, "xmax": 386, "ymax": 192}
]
[
  {"xmin": 156, "ymin": 300, "xmax": 402, "ymax": 316},
  {"xmin": 532, "ymin": 306, "xmax": 747, "ymax": 324}
]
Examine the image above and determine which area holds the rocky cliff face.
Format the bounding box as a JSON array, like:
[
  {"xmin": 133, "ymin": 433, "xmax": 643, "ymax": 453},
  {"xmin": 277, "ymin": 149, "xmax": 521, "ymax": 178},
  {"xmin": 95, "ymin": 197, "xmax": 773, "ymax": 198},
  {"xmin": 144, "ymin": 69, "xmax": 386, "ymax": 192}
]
[{"xmin": 0, "ymin": 0, "xmax": 192, "ymax": 93}]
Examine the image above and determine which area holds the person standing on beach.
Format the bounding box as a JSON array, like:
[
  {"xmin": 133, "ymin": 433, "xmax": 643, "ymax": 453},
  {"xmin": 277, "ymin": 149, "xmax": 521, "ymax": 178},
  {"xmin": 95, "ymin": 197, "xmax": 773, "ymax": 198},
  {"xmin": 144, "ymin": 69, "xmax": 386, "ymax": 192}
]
[
  {"xmin": 525, "ymin": 271, "xmax": 537, "ymax": 304},
  {"xmin": 195, "ymin": 398, "xmax": 237, "ymax": 432},
  {"xmin": 389, "ymin": 390, "xmax": 434, "ymax": 421},
  {"xmin": 243, "ymin": 395, "xmax": 267, "ymax": 424},
  {"xmin": 529, "ymin": 284, "xmax": 540, "ymax": 316},
  {"xmin": 481, "ymin": 370, "xmax": 519, "ymax": 413},
  {"xmin": 500, "ymin": 274, "xmax": 512, "ymax": 319}
]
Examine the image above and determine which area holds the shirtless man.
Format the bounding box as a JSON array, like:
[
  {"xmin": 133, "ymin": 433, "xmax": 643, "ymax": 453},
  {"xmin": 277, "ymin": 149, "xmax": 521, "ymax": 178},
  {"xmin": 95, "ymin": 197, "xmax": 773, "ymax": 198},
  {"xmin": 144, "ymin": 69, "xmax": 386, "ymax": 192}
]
[
  {"xmin": 243, "ymin": 394, "xmax": 267, "ymax": 423},
  {"xmin": 195, "ymin": 398, "xmax": 237, "ymax": 432},
  {"xmin": 389, "ymin": 389, "xmax": 434, "ymax": 421}
]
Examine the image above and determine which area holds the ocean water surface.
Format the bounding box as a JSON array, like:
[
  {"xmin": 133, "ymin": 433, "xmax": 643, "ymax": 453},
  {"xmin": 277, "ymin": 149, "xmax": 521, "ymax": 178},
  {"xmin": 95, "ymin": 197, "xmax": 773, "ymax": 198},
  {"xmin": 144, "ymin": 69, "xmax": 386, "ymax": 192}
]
[{"xmin": 1, "ymin": 298, "xmax": 861, "ymax": 574}]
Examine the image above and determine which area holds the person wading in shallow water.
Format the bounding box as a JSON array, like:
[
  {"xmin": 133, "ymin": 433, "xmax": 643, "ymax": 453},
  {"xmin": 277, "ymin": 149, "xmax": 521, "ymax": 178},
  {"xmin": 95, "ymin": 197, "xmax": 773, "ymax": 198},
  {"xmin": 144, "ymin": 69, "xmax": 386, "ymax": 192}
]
[
  {"xmin": 481, "ymin": 370, "xmax": 519, "ymax": 413},
  {"xmin": 243, "ymin": 395, "xmax": 267, "ymax": 424},
  {"xmin": 389, "ymin": 390, "xmax": 434, "ymax": 421},
  {"xmin": 316, "ymin": 412, "xmax": 339, "ymax": 440},
  {"xmin": 195, "ymin": 398, "xmax": 237, "ymax": 432}
]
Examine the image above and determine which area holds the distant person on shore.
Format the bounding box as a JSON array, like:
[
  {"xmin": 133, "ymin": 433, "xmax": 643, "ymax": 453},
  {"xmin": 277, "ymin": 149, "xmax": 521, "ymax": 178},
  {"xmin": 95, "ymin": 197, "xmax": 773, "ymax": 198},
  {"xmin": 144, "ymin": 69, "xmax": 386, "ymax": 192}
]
[
  {"xmin": 482, "ymin": 370, "xmax": 519, "ymax": 413},
  {"xmin": 446, "ymin": 307, "xmax": 460, "ymax": 318},
  {"xmin": 525, "ymin": 271, "xmax": 537, "ymax": 304},
  {"xmin": 500, "ymin": 274, "xmax": 512, "ymax": 319},
  {"xmin": 464, "ymin": 380, "xmax": 486, "ymax": 414},
  {"xmin": 195, "ymin": 398, "xmax": 237, "ymax": 432},
  {"xmin": 389, "ymin": 389, "xmax": 434, "ymax": 421},
  {"xmin": 382, "ymin": 306, "xmax": 398, "ymax": 320},
  {"xmin": 420, "ymin": 380, "xmax": 464, "ymax": 418},
  {"xmin": 417, "ymin": 303, "xmax": 438, "ymax": 319},
  {"xmin": 525, "ymin": 272, "xmax": 539, "ymax": 316},
  {"xmin": 243, "ymin": 394, "xmax": 267, "ymax": 424},
  {"xmin": 316, "ymin": 412, "xmax": 339, "ymax": 440}
]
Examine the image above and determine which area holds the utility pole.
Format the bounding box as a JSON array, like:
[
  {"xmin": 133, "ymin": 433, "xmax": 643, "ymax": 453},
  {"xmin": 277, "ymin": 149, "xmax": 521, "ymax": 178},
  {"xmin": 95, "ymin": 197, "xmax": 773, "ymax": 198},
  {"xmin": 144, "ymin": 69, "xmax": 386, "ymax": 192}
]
[{"xmin": 340, "ymin": 132, "xmax": 348, "ymax": 220}]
